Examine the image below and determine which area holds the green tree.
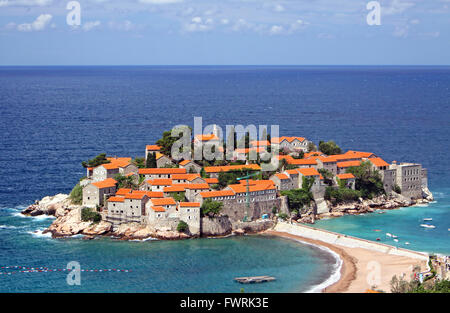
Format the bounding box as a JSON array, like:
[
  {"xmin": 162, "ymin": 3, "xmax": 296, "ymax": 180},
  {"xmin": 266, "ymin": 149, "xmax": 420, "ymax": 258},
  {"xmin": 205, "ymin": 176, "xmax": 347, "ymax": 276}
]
[
  {"xmin": 146, "ymin": 152, "xmax": 157, "ymax": 168},
  {"xmin": 307, "ymin": 142, "xmax": 317, "ymax": 152},
  {"xmin": 201, "ymin": 199, "xmax": 223, "ymax": 217},
  {"xmin": 114, "ymin": 174, "xmax": 136, "ymax": 189},
  {"xmin": 81, "ymin": 153, "xmax": 110, "ymax": 168},
  {"xmin": 346, "ymin": 161, "xmax": 384, "ymax": 198},
  {"xmin": 81, "ymin": 207, "xmax": 101, "ymax": 223},
  {"xmin": 69, "ymin": 183, "xmax": 83, "ymax": 205},
  {"xmin": 318, "ymin": 168, "xmax": 333, "ymax": 186},
  {"xmin": 156, "ymin": 126, "xmax": 191, "ymax": 157},
  {"xmin": 133, "ymin": 157, "xmax": 145, "ymax": 169},
  {"xmin": 318, "ymin": 140, "xmax": 342, "ymax": 155},
  {"xmin": 177, "ymin": 220, "xmax": 189, "ymax": 233}
]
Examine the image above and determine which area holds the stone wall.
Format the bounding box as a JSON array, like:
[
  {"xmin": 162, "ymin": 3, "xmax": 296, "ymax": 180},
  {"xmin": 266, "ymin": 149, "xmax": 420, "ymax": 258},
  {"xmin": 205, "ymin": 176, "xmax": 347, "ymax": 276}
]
[
  {"xmin": 200, "ymin": 216, "xmax": 232, "ymax": 236},
  {"xmin": 222, "ymin": 198, "xmax": 280, "ymax": 222}
]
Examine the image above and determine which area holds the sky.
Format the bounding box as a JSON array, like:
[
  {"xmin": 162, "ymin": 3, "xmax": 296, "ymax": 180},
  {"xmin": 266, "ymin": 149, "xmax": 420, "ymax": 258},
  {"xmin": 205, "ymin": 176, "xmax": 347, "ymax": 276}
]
[{"xmin": 0, "ymin": 0, "xmax": 449, "ymax": 65}]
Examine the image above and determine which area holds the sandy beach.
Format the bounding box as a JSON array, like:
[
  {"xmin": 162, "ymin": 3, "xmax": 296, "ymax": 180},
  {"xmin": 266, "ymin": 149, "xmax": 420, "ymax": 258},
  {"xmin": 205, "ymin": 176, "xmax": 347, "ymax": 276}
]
[{"xmin": 266, "ymin": 230, "xmax": 426, "ymax": 293}]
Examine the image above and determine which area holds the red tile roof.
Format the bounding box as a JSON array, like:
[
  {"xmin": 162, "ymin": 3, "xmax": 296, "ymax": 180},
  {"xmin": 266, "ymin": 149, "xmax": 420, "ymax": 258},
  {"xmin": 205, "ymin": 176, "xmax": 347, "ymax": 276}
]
[
  {"xmin": 146, "ymin": 145, "xmax": 161, "ymax": 151},
  {"xmin": 151, "ymin": 206, "xmax": 165, "ymax": 212},
  {"xmin": 108, "ymin": 196, "xmax": 125, "ymax": 202},
  {"xmin": 150, "ymin": 198, "xmax": 176, "ymax": 205},
  {"xmin": 164, "ymin": 185, "xmax": 186, "ymax": 193},
  {"xmin": 275, "ymin": 173, "xmax": 290, "ymax": 180},
  {"xmin": 179, "ymin": 202, "xmax": 201, "ymax": 207},
  {"xmin": 228, "ymin": 181, "xmax": 276, "ymax": 193},
  {"xmin": 195, "ymin": 134, "xmax": 219, "ymax": 141},
  {"xmin": 200, "ymin": 190, "xmax": 235, "ymax": 198},
  {"xmin": 92, "ymin": 178, "xmax": 117, "ymax": 189},
  {"xmin": 297, "ymin": 168, "xmax": 320, "ymax": 177},
  {"xmin": 116, "ymin": 188, "xmax": 132, "ymax": 196},
  {"xmin": 337, "ymin": 173, "xmax": 356, "ymax": 180},
  {"xmin": 125, "ymin": 193, "xmax": 147, "ymax": 200},
  {"xmin": 368, "ymin": 157, "xmax": 390, "ymax": 167},
  {"xmin": 337, "ymin": 160, "xmax": 362, "ymax": 168},
  {"xmin": 204, "ymin": 164, "xmax": 261, "ymax": 173},
  {"xmin": 139, "ymin": 168, "xmax": 186, "ymax": 175},
  {"xmin": 148, "ymin": 179, "xmax": 173, "ymax": 186},
  {"xmin": 204, "ymin": 178, "xmax": 219, "ymax": 184}
]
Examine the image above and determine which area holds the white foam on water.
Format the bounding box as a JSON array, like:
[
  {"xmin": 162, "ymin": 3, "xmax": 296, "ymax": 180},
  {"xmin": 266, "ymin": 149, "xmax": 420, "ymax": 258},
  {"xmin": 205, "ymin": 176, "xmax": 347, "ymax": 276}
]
[
  {"xmin": 283, "ymin": 237, "xmax": 343, "ymax": 293},
  {"xmin": 27, "ymin": 229, "xmax": 52, "ymax": 239}
]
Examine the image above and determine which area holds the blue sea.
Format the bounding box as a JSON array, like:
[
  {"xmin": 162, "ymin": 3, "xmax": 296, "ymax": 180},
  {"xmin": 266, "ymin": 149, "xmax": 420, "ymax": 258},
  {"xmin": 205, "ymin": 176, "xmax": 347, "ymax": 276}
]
[{"xmin": 0, "ymin": 66, "xmax": 449, "ymax": 292}]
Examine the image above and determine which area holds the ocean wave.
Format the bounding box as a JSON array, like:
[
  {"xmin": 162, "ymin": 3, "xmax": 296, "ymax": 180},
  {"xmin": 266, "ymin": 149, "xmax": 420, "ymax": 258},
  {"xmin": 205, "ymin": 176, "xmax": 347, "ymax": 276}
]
[
  {"xmin": 27, "ymin": 229, "xmax": 52, "ymax": 239},
  {"xmin": 0, "ymin": 224, "xmax": 23, "ymax": 229}
]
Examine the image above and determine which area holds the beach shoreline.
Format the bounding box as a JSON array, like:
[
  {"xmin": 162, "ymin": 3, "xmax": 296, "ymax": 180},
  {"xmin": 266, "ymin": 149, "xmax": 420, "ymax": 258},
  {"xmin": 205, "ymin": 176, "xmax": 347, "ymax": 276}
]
[{"xmin": 265, "ymin": 229, "xmax": 427, "ymax": 293}]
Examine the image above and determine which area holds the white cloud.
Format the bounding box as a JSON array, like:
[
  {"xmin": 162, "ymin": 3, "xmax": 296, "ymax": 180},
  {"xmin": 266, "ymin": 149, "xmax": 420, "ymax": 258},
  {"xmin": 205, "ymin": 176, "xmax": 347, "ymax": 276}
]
[
  {"xmin": 108, "ymin": 20, "xmax": 135, "ymax": 32},
  {"xmin": 269, "ymin": 25, "xmax": 283, "ymax": 35},
  {"xmin": 0, "ymin": 0, "xmax": 52, "ymax": 6},
  {"xmin": 383, "ymin": 0, "xmax": 415, "ymax": 15},
  {"xmin": 184, "ymin": 16, "xmax": 213, "ymax": 32},
  {"xmin": 17, "ymin": 14, "xmax": 52, "ymax": 32},
  {"xmin": 273, "ymin": 4, "xmax": 285, "ymax": 13},
  {"xmin": 82, "ymin": 21, "xmax": 101, "ymax": 31}
]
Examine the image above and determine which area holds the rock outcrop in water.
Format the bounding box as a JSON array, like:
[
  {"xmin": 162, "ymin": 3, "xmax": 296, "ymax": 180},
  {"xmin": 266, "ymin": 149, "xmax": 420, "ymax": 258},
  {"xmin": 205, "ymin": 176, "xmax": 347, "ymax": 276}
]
[{"xmin": 315, "ymin": 189, "xmax": 434, "ymax": 222}]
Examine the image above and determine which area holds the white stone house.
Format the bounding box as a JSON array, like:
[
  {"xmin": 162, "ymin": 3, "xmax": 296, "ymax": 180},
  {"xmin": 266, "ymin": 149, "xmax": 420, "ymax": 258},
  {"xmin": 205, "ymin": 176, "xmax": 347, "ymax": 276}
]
[
  {"xmin": 179, "ymin": 160, "xmax": 202, "ymax": 173},
  {"xmin": 82, "ymin": 178, "xmax": 117, "ymax": 208}
]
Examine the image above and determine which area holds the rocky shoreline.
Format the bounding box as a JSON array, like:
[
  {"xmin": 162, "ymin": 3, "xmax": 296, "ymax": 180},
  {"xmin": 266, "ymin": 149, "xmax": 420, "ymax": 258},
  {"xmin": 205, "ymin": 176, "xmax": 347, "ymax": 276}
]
[
  {"xmin": 21, "ymin": 188, "xmax": 433, "ymax": 240},
  {"xmin": 314, "ymin": 188, "xmax": 434, "ymax": 221},
  {"xmin": 21, "ymin": 194, "xmax": 275, "ymax": 241}
]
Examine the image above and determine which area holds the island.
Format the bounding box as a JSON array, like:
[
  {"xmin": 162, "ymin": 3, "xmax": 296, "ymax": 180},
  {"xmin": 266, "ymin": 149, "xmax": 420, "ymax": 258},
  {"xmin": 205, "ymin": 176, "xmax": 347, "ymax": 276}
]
[{"xmin": 22, "ymin": 126, "xmax": 434, "ymax": 242}]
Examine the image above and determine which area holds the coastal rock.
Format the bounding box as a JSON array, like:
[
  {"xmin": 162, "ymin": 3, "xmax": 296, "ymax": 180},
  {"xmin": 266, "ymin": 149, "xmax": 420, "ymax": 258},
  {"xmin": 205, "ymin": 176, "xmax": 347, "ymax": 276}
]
[
  {"xmin": 45, "ymin": 207, "xmax": 92, "ymax": 237},
  {"xmin": 232, "ymin": 219, "xmax": 274, "ymax": 233},
  {"xmin": 22, "ymin": 194, "xmax": 70, "ymax": 217},
  {"xmin": 422, "ymin": 187, "xmax": 434, "ymax": 201},
  {"xmin": 82, "ymin": 221, "xmax": 112, "ymax": 236}
]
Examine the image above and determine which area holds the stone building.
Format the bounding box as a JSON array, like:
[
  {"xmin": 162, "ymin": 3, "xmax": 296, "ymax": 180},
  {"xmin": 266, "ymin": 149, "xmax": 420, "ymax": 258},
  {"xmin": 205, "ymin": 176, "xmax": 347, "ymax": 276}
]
[
  {"xmin": 139, "ymin": 168, "xmax": 186, "ymax": 180},
  {"xmin": 145, "ymin": 145, "xmax": 161, "ymax": 161},
  {"xmin": 269, "ymin": 173, "xmax": 294, "ymax": 191},
  {"xmin": 390, "ymin": 162, "xmax": 424, "ymax": 199},
  {"xmin": 179, "ymin": 160, "xmax": 202, "ymax": 173},
  {"xmin": 82, "ymin": 178, "xmax": 117, "ymax": 208},
  {"xmin": 336, "ymin": 173, "xmax": 356, "ymax": 189},
  {"xmin": 196, "ymin": 180, "xmax": 278, "ymax": 222},
  {"xmin": 178, "ymin": 202, "xmax": 201, "ymax": 236},
  {"xmin": 271, "ymin": 136, "xmax": 310, "ymax": 153},
  {"xmin": 90, "ymin": 157, "xmax": 137, "ymax": 182},
  {"xmin": 156, "ymin": 153, "xmax": 174, "ymax": 168},
  {"xmin": 204, "ymin": 164, "xmax": 261, "ymax": 178}
]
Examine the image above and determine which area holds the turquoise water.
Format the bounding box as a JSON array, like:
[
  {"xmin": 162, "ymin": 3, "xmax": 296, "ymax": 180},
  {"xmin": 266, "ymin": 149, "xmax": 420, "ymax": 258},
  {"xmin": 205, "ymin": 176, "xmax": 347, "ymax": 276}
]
[
  {"xmin": 314, "ymin": 186, "xmax": 450, "ymax": 255},
  {"xmin": 0, "ymin": 209, "xmax": 337, "ymax": 292}
]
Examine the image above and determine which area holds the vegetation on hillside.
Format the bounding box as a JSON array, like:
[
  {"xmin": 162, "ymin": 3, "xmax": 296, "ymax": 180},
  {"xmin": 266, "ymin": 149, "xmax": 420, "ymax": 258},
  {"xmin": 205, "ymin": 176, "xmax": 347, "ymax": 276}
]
[
  {"xmin": 114, "ymin": 174, "xmax": 136, "ymax": 189},
  {"xmin": 69, "ymin": 183, "xmax": 83, "ymax": 205},
  {"xmin": 132, "ymin": 157, "xmax": 146, "ymax": 169},
  {"xmin": 177, "ymin": 220, "xmax": 189, "ymax": 233},
  {"xmin": 156, "ymin": 126, "xmax": 191, "ymax": 157},
  {"xmin": 201, "ymin": 199, "xmax": 223, "ymax": 217},
  {"xmin": 318, "ymin": 140, "xmax": 342, "ymax": 155},
  {"xmin": 81, "ymin": 207, "xmax": 101, "ymax": 223},
  {"xmin": 346, "ymin": 161, "xmax": 384, "ymax": 198},
  {"xmin": 146, "ymin": 152, "xmax": 157, "ymax": 168},
  {"xmin": 281, "ymin": 176, "xmax": 315, "ymax": 212}
]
